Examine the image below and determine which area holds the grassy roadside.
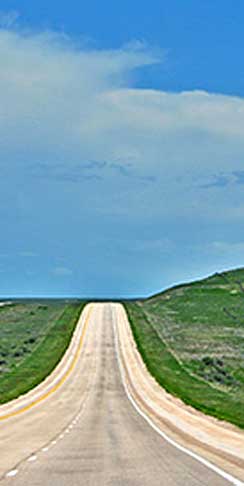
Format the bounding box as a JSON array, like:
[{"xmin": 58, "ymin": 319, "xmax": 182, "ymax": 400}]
[
  {"xmin": 124, "ymin": 268, "xmax": 244, "ymax": 429},
  {"xmin": 0, "ymin": 301, "xmax": 86, "ymax": 404}
]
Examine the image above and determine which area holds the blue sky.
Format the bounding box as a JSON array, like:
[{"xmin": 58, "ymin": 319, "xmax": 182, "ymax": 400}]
[{"xmin": 1, "ymin": 1, "xmax": 244, "ymax": 297}]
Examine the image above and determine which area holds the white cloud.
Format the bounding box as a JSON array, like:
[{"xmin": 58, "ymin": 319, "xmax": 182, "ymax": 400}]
[
  {"xmin": 1, "ymin": 25, "xmax": 244, "ymax": 224},
  {"xmin": 0, "ymin": 29, "xmax": 161, "ymax": 169}
]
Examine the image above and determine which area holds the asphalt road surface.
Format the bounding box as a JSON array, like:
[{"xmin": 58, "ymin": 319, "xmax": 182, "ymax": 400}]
[{"xmin": 0, "ymin": 304, "xmax": 236, "ymax": 485}]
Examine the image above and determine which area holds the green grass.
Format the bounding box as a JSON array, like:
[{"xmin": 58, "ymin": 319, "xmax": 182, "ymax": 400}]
[
  {"xmin": 0, "ymin": 301, "xmax": 86, "ymax": 404},
  {"xmin": 124, "ymin": 268, "xmax": 244, "ymax": 429}
]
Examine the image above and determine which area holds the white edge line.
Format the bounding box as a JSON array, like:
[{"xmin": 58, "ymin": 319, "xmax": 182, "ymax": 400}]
[
  {"xmin": 6, "ymin": 469, "xmax": 18, "ymax": 478},
  {"xmin": 27, "ymin": 455, "xmax": 37, "ymax": 462},
  {"xmin": 112, "ymin": 312, "xmax": 244, "ymax": 486}
]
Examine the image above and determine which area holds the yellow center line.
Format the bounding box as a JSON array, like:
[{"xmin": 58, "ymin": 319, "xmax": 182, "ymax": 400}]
[{"xmin": 0, "ymin": 305, "xmax": 93, "ymax": 421}]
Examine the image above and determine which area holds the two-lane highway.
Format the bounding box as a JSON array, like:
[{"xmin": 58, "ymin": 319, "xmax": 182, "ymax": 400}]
[{"xmin": 0, "ymin": 304, "xmax": 241, "ymax": 485}]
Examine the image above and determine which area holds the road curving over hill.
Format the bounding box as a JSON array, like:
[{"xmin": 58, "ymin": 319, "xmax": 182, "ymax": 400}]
[{"xmin": 0, "ymin": 303, "xmax": 243, "ymax": 485}]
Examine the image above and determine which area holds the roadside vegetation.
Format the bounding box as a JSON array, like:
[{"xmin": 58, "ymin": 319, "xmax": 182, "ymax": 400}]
[
  {"xmin": 124, "ymin": 268, "xmax": 244, "ymax": 429},
  {"xmin": 0, "ymin": 301, "xmax": 85, "ymax": 404}
]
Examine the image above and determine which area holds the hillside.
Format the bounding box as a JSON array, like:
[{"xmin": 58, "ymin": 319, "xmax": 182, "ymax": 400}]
[{"xmin": 125, "ymin": 268, "xmax": 244, "ymax": 428}]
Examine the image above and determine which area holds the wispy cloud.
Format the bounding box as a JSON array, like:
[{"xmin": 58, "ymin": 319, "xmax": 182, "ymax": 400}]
[
  {"xmin": 19, "ymin": 251, "xmax": 39, "ymax": 258},
  {"xmin": 52, "ymin": 267, "xmax": 73, "ymax": 277},
  {"xmin": 233, "ymin": 171, "xmax": 244, "ymax": 185},
  {"xmin": 208, "ymin": 241, "xmax": 244, "ymax": 255},
  {"xmin": 200, "ymin": 170, "xmax": 244, "ymax": 189},
  {"xmin": 200, "ymin": 174, "xmax": 231, "ymax": 189}
]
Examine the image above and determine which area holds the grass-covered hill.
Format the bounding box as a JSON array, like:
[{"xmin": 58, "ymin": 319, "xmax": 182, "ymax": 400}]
[{"xmin": 125, "ymin": 268, "xmax": 244, "ymax": 428}]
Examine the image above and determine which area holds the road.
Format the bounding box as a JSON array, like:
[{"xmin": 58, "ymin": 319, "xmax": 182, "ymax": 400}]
[{"xmin": 0, "ymin": 303, "xmax": 242, "ymax": 485}]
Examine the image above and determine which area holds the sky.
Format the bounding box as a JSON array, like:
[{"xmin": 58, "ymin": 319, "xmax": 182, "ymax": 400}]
[{"xmin": 1, "ymin": 1, "xmax": 244, "ymax": 298}]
